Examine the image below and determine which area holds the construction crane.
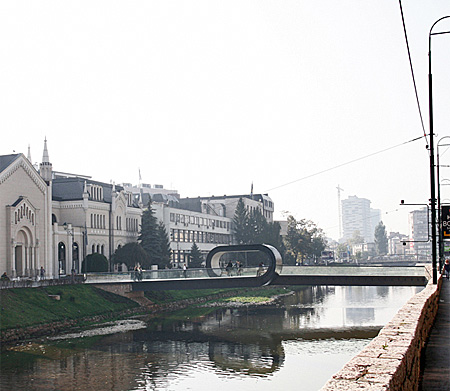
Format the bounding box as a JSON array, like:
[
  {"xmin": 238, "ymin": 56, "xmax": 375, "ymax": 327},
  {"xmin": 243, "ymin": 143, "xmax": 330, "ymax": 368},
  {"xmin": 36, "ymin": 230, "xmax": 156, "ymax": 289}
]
[{"xmin": 337, "ymin": 185, "xmax": 344, "ymax": 239}]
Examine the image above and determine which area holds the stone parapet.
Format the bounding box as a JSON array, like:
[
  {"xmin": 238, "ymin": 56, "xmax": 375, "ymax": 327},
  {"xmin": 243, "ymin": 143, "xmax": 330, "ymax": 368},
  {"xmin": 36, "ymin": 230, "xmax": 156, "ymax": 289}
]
[{"xmin": 321, "ymin": 276, "xmax": 442, "ymax": 390}]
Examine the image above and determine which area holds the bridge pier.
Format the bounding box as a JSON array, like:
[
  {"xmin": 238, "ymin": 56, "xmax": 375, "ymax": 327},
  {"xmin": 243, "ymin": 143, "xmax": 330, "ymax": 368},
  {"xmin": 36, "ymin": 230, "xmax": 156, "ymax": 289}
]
[{"xmin": 93, "ymin": 283, "xmax": 154, "ymax": 307}]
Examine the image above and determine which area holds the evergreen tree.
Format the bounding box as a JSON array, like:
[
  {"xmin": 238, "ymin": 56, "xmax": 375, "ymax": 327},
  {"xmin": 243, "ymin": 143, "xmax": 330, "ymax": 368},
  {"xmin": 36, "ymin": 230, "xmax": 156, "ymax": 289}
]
[
  {"xmin": 233, "ymin": 198, "xmax": 249, "ymax": 244},
  {"xmin": 189, "ymin": 242, "xmax": 204, "ymax": 268},
  {"xmin": 139, "ymin": 199, "xmax": 162, "ymax": 265},
  {"xmin": 248, "ymin": 208, "xmax": 267, "ymax": 243},
  {"xmin": 157, "ymin": 221, "xmax": 171, "ymax": 268},
  {"xmin": 374, "ymin": 221, "xmax": 388, "ymax": 255}
]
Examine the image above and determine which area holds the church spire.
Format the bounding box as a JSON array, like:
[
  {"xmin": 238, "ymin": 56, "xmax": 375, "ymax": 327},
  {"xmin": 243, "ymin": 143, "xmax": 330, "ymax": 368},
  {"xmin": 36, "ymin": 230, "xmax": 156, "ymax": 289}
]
[
  {"xmin": 39, "ymin": 137, "xmax": 53, "ymax": 182},
  {"xmin": 27, "ymin": 144, "xmax": 32, "ymax": 162},
  {"xmin": 42, "ymin": 137, "xmax": 50, "ymax": 163}
]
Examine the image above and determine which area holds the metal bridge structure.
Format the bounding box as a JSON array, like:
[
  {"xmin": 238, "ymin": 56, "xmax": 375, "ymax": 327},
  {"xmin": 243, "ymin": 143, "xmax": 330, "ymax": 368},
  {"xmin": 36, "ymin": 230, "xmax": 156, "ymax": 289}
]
[{"xmin": 84, "ymin": 244, "xmax": 431, "ymax": 291}]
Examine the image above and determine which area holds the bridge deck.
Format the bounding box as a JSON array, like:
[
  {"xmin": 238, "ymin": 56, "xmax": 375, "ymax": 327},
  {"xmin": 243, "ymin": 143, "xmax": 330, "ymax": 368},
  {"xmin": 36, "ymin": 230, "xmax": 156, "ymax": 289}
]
[{"xmin": 85, "ymin": 265, "xmax": 430, "ymax": 290}]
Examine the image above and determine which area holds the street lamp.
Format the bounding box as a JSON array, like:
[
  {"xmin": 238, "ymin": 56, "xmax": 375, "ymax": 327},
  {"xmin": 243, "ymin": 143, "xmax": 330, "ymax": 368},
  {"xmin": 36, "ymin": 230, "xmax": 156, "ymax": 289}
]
[
  {"xmin": 63, "ymin": 223, "xmax": 75, "ymax": 277},
  {"xmin": 428, "ymin": 16, "xmax": 450, "ymax": 284}
]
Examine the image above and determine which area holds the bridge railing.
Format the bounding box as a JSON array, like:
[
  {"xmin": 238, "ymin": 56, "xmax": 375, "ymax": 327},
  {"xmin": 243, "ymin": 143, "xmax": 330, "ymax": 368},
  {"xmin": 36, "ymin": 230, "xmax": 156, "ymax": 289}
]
[
  {"xmin": 279, "ymin": 265, "xmax": 429, "ymax": 277},
  {"xmin": 83, "ymin": 264, "xmax": 431, "ymax": 284},
  {"xmin": 84, "ymin": 265, "xmax": 268, "ymax": 284}
]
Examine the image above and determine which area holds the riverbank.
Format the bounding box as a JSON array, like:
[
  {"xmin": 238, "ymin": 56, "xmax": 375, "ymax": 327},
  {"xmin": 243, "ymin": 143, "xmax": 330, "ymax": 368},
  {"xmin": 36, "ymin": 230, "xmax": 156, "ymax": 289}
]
[{"xmin": 0, "ymin": 284, "xmax": 293, "ymax": 344}]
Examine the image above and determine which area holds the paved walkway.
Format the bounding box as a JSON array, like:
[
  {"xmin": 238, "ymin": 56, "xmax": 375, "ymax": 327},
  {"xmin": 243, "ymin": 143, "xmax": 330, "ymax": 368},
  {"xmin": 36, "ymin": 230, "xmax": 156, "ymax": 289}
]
[{"xmin": 420, "ymin": 275, "xmax": 450, "ymax": 390}]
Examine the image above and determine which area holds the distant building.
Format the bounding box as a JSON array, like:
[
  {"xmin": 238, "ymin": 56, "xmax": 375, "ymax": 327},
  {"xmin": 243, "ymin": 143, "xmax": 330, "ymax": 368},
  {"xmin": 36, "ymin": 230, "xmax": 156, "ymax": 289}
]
[
  {"xmin": 388, "ymin": 232, "xmax": 409, "ymax": 256},
  {"xmin": 178, "ymin": 194, "xmax": 274, "ymax": 222},
  {"xmin": 125, "ymin": 191, "xmax": 275, "ymax": 267},
  {"xmin": 409, "ymin": 208, "xmax": 431, "ymax": 258},
  {"xmin": 342, "ymin": 196, "xmax": 380, "ymax": 243}
]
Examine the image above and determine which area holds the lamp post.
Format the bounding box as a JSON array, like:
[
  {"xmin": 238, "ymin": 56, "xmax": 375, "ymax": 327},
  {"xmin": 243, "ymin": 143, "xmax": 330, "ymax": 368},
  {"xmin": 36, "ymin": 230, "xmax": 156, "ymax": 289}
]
[
  {"xmin": 428, "ymin": 16, "xmax": 450, "ymax": 284},
  {"xmin": 63, "ymin": 223, "xmax": 75, "ymax": 278}
]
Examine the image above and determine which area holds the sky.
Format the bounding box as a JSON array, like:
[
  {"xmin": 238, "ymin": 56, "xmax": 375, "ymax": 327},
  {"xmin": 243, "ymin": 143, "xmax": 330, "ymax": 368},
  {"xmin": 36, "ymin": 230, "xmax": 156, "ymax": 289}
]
[{"xmin": 1, "ymin": 1, "xmax": 449, "ymax": 241}]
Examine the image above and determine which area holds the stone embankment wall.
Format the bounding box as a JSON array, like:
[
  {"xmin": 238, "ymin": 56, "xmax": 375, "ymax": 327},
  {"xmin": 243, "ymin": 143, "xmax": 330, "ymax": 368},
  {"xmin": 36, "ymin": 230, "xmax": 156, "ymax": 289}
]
[{"xmin": 321, "ymin": 276, "xmax": 442, "ymax": 391}]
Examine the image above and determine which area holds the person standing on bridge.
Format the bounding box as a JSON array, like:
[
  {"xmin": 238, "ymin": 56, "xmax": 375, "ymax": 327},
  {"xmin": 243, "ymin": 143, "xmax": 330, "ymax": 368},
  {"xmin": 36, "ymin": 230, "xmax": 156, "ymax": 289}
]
[{"xmin": 443, "ymin": 259, "xmax": 450, "ymax": 280}]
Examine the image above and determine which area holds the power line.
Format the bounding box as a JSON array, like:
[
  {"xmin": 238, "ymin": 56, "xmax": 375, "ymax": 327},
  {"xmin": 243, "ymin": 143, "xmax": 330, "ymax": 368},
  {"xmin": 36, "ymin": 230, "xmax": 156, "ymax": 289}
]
[
  {"xmin": 398, "ymin": 0, "xmax": 429, "ymax": 148},
  {"xmin": 265, "ymin": 135, "xmax": 425, "ymax": 192}
]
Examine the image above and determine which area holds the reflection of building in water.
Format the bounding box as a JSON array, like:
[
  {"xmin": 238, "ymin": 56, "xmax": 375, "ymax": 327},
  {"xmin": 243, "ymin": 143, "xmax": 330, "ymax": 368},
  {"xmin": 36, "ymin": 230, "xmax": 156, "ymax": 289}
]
[
  {"xmin": 208, "ymin": 341, "xmax": 284, "ymax": 376},
  {"xmin": 345, "ymin": 307, "xmax": 375, "ymax": 324}
]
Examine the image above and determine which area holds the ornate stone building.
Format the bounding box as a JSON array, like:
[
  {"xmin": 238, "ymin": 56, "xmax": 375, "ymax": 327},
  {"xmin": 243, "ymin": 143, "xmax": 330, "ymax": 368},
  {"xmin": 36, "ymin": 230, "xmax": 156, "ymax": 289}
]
[{"xmin": 0, "ymin": 140, "xmax": 141, "ymax": 279}]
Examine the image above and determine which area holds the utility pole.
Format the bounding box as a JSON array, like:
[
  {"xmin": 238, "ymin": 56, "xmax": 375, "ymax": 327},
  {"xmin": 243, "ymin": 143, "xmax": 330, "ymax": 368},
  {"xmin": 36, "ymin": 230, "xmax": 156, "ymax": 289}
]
[{"xmin": 337, "ymin": 185, "xmax": 344, "ymax": 239}]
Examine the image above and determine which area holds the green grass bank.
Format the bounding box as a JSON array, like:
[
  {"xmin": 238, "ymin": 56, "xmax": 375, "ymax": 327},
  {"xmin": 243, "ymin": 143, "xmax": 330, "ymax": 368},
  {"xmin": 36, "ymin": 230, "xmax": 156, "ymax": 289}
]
[
  {"xmin": 1, "ymin": 285, "xmax": 295, "ymax": 343},
  {"xmin": 0, "ymin": 285, "xmax": 139, "ymax": 331}
]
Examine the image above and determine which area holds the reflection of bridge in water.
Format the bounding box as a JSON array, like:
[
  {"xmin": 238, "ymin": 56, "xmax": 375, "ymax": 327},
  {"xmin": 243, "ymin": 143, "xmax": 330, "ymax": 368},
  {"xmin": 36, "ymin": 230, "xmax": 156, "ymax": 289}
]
[{"xmin": 85, "ymin": 244, "xmax": 430, "ymax": 290}]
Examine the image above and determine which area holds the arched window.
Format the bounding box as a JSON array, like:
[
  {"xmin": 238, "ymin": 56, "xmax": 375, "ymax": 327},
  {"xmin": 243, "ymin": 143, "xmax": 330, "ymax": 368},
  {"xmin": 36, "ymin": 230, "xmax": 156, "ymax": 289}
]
[{"xmin": 92, "ymin": 244, "xmax": 95, "ymax": 253}]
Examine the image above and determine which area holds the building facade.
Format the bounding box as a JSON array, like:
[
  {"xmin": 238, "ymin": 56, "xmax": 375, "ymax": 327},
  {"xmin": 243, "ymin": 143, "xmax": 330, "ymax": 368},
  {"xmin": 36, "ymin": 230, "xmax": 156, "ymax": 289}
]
[
  {"xmin": 341, "ymin": 195, "xmax": 380, "ymax": 243},
  {"xmin": 409, "ymin": 208, "xmax": 431, "ymax": 258},
  {"xmin": 0, "ymin": 141, "xmax": 141, "ymax": 279}
]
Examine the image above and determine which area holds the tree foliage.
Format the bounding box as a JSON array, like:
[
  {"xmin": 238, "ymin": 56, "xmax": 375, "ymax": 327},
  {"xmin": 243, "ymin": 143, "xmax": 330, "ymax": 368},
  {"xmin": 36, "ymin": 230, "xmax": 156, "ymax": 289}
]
[
  {"xmin": 233, "ymin": 198, "xmax": 249, "ymax": 244},
  {"xmin": 189, "ymin": 242, "xmax": 204, "ymax": 268},
  {"xmin": 283, "ymin": 216, "xmax": 327, "ymax": 265},
  {"xmin": 112, "ymin": 242, "xmax": 149, "ymax": 269},
  {"xmin": 374, "ymin": 221, "xmax": 388, "ymax": 255},
  {"xmin": 138, "ymin": 199, "xmax": 171, "ymax": 269},
  {"xmin": 82, "ymin": 253, "xmax": 109, "ymax": 273},
  {"xmin": 157, "ymin": 221, "xmax": 171, "ymax": 267},
  {"xmin": 232, "ymin": 199, "xmax": 284, "ymax": 255}
]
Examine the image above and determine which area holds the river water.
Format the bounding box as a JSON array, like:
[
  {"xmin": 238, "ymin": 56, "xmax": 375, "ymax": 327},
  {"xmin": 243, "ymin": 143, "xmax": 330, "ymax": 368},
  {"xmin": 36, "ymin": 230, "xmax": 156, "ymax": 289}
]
[{"xmin": 0, "ymin": 285, "xmax": 422, "ymax": 391}]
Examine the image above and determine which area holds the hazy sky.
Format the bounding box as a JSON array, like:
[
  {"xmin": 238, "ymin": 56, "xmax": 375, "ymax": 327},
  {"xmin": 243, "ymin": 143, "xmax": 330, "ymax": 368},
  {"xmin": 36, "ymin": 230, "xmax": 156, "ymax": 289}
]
[{"xmin": 1, "ymin": 1, "xmax": 449, "ymax": 240}]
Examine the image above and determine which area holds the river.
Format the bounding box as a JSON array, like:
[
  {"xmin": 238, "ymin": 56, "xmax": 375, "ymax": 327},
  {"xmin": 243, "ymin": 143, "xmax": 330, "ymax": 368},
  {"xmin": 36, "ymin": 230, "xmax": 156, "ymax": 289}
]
[{"xmin": 0, "ymin": 285, "xmax": 422, "ymax": 391}]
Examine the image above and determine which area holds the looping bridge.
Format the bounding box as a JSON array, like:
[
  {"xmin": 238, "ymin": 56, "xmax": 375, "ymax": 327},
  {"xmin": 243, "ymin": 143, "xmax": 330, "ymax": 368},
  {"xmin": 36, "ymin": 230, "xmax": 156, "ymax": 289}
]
[{"xmin": 85, "ymin": 244, "xmax": 430, "ymax": 291}]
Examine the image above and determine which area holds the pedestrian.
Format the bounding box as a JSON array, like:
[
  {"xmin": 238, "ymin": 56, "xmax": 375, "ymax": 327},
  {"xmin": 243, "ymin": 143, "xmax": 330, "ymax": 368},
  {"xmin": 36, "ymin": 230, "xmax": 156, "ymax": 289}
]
[
  {"xmin": 1, "ymin": 272, "xmax": 10, "ymax": 281},
  {"xmin": 183, "ymin": 264, "xmax": 187, "ymax": 278},
  {"xmin": 226, "ymin": 261, "xmax": 233, "ymax": 276},
  {"xmin": 133, "ymin": 265, "xmax": 138, "ymax": 282},
  {"xmin": 237, "ymin": 261, "xmax": 243, "ymax": 276},
  {"xmin": 138, "ymin": 266, "xmax": 143, "ymax": 281},
  {"xmin": 442, "ymin": 259, "xmax": 450, "ymax": 280},
  {"xmin": 257, "ymin": 262, "xmax": 264, "ymax": 277},
  {"xmin": 40, "ymin": 266, "xmax": 45, "ymax": 280}
]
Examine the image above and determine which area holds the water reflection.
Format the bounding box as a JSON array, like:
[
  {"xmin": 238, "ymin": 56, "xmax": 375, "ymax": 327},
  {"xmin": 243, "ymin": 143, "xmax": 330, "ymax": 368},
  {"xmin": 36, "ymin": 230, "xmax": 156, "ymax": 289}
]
[{"xmin": 0, "ymin": 285, "xmax": 422, "ymax": 391}]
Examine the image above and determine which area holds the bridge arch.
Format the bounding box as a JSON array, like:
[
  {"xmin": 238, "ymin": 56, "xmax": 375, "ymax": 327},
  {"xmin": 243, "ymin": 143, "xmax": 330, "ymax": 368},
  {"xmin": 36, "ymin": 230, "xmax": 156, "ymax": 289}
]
[{"xmin": 206, "ymin": 244, "xmax": 282, "ymax": 285}]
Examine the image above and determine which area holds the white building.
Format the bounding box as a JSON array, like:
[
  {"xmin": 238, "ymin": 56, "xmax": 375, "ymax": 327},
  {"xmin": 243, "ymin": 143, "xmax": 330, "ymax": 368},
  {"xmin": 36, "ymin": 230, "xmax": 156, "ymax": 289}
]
[
  {"xmin": 409, "ymin": 208, "xmax": 431, "ymax": 258},
  {"xmin": 341, "ymin": 196, "xmax": 381, "ymax": 243},
  {"xmin": 0, "ymin": 140, "xmax": 141, "ymax": 279}
]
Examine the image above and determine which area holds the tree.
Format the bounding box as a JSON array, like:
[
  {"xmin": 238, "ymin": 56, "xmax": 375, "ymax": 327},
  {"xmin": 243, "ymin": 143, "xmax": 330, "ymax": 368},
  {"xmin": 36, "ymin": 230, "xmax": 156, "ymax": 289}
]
[
  {"xmin": 112, "ymin": 242, "xmax": 149, "ymax": 269},
  {"xmin": 374, "ymin": 221, "xmax": 388, "ymax": 255},
  {"xmin": 189, "ymin": 242, "xmax": 204, "ymax": 268},
  {"xmin": 349, "ymin": 231, "xmax": 364, "ymax": 246},
  {"xmin": 283, "ymin": 216, "xmax": 327, "ymax": 265},
  {"xmin": 233, "ymin": 198, "xmax": 249, "ymax": 244},
  {"xmin": 157, "ymin": 221, "xmax": 171, "ymax": 268},
  {"xmin": 248, "ymin": 208, "xmax": 267, "ymax": 243},
  {"xmin": 82, "ymin": 253, "xmax": 108, "ymax": 272},
  {"xmin": 284, "ymin": 216, "xmax": 302, "ymax": 265},
  {"xmin": 139, "ymin": 199, "xmax": 162, "ymax": 265}
]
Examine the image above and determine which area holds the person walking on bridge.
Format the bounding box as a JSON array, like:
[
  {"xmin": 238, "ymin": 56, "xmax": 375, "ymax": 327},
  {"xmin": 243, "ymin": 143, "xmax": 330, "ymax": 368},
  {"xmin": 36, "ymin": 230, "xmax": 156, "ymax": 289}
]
[{"xmin": 443, "ymin": 259, "xmax": 450, "ymax": 280}]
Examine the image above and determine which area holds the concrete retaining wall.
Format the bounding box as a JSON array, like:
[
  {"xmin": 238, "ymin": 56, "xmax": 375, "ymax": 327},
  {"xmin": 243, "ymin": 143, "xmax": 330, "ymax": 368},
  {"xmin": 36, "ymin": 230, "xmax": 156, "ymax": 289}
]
[{"xmin": 321, "ymin": 277, "xmax": 442, "ymax": 390}]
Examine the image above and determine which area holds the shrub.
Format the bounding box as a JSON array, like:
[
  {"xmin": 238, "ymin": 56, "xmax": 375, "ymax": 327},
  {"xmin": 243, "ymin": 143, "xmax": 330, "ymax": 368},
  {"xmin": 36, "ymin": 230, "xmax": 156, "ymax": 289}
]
[{"xmin": 82, "ymin": 253, "xmax": 109, "ymax": 273}]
